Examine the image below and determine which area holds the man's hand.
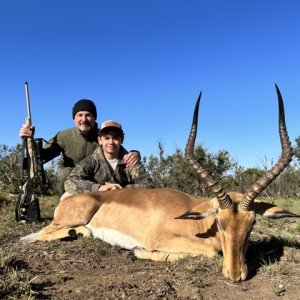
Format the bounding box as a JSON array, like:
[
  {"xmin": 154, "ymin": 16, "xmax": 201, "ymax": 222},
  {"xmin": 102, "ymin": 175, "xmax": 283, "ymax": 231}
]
[
  {"xmin": 19, "ymin": 124, "xmax": 35, "ymax": 138},
  {"xmin": 123, "ymin": 151, "xmax": 140, "ymax": 167},
  {"xmin": 98, "ymin": 182, "xmax": 122, "ymax": 191}
]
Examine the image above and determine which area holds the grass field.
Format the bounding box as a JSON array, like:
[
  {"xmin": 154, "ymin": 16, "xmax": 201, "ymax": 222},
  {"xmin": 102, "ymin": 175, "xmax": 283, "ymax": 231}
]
[{"xmin": 1, "ymin": 194, "xmax": 300, "ymax": 299}]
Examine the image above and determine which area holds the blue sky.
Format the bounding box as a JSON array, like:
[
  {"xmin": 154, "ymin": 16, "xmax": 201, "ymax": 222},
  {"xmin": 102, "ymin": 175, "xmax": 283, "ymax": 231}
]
[{"xmin": 1, "ymin": 0, "xmax": 300, "ymax": 168}]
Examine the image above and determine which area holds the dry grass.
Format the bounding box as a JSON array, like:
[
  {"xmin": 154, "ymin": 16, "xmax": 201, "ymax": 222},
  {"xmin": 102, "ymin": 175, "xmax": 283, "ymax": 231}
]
[{"xmin": 0, "ymin": 194, "xmax": 300, "ymax": 299}]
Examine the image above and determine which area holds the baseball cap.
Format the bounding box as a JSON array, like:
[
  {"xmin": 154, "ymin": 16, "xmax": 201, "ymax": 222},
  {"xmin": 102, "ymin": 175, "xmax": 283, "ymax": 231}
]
[{"xmin": 99, "ymin": 120, "xmax": 124, "ymax": 136}]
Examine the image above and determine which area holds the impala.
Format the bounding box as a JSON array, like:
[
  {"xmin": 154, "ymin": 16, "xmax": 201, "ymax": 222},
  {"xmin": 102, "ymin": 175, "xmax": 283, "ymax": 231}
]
[{"xmin": 22, "ymin": 85, "xmax": 299, "ymax": 282}]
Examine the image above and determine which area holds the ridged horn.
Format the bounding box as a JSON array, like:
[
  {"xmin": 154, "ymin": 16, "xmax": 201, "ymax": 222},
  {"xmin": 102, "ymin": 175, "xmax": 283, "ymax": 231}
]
[
  {"xmin": 185, "ymin": 92, "xmax": 233, "ymax": 210},
  {"xmin": 240, "ymin": 84, "xmax": 294, "ymax": 211}
]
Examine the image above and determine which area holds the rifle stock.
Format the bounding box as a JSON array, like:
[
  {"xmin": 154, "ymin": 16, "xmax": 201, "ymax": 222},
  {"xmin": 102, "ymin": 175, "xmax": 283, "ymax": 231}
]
[{"xmin": 15, "ymin": 82, "xmax": 44, "ymax": 222}]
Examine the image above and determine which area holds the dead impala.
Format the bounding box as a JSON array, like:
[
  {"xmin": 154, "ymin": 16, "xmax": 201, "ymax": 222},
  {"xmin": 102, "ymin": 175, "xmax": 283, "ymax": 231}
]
[{"xmin": 22, "ymin": 85, "xmax": 299, "ymax": 282}]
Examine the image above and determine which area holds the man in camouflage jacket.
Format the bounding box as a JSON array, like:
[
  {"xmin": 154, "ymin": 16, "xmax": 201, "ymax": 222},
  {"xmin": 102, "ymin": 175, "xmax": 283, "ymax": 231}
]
[{"xmin": 63, "ymin": 120, "xmax": 154, "ymax": 197}]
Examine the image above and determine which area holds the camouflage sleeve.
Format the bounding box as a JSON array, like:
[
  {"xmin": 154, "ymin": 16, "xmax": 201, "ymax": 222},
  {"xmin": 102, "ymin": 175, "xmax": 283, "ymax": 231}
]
[
  {"xmin": 124, "ymin": 163, "xmax": 154, "ymax": 189},
  {"xmin": 64, "ymin": 154, "xmax": 101, "ymax": 194}
]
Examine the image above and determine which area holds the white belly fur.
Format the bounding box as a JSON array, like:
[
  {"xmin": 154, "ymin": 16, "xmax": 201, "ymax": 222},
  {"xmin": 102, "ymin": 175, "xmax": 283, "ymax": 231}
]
[{"xmin": 86, "ymin": 224, "xmax": 142, "ymax": 250}]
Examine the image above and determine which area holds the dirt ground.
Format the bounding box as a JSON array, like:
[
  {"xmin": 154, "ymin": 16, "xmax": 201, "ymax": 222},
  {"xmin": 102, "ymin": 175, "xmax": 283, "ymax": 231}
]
[{"xmin": 1, "ymin": 196, "xmax": 300, "ymax": 299}]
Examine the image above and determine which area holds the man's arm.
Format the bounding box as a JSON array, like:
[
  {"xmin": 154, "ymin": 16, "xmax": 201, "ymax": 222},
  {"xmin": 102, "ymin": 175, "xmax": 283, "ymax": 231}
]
[
  {"xmin": 124, "ymin": 164, "xmax": 154, "ymax": 189},
  {"xmin": 19, "ymin": 124, "xmax": 62, "ymax": 164},
  {"xmin": 40, "ymin": 134, "xmax": 63, "ymax": 163},
  {"xmin": 120, "ymin": 146, "xmax": 141, "ymax": 167},
  {"xmin": 64, "ymin": 155, "xmax": 103, "ymax": 194}
]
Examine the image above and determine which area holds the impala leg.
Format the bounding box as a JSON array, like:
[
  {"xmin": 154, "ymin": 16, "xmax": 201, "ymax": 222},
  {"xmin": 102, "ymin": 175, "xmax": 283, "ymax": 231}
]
[
  {"xmin": 132, "ymin": 248, "xmax": 194, "ymax": 261},
  {"xmin": 134, "ymin": 236, "xmax": 218, "ymax": 261},
  {"xmin": 52, "ymin": 194, "xmax": 102, "ymax": 226},
  {"xmin": 38, "ymin": 224, "xmax": 92, "ymax": 241},
  {"xmin": 159, "ymin": 235, "xmax": 218, "ymax": 257}
]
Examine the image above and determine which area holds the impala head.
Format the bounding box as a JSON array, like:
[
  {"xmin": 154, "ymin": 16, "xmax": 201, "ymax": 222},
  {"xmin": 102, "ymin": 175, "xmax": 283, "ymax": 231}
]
[{"xmin": 185, "ymin": 85, "xmax": 293, "ymax": 281}]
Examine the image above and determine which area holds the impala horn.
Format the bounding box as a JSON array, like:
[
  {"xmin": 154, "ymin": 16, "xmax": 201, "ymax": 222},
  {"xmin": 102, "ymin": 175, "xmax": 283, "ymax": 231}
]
[
  {"xmin": 185, "ymin": 92, "xmax": 233, "ymax": 210},
  {"xmin": 240, "ymin": 84, "xmax": 294, "ymax": 211}
]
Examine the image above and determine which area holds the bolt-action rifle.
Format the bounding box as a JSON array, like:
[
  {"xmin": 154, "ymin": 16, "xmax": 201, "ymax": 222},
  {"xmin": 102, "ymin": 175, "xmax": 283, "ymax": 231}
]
[{"xmin": 15, "ymin": 82, "xmax": 47, "ymax": 222}]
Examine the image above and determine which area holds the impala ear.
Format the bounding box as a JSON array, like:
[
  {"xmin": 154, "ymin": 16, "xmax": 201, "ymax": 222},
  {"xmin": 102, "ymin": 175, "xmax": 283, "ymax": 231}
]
[
  {"xmin": 175, "ymin": 208, "xmax": 217, "ymax": 220},
  {"xmin": 254, "ymin": 201, "xmax": 300, "ymax": 219}
]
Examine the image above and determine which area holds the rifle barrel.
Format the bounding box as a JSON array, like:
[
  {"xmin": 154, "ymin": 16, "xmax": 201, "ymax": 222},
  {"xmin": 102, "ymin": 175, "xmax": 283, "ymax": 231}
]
[{"xmin": 25, "ymin": 82, "xmax": 32, "ymax": 126}]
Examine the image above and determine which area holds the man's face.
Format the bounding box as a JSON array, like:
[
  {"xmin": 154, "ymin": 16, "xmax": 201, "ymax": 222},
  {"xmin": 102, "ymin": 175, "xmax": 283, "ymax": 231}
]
[
  {"xmin": 74, "ymin": 111, "xmax": 95, "ymax": 134},
  {"xmin": 98, "ymin": 134, "xmax": 123, "ymax": 157}
]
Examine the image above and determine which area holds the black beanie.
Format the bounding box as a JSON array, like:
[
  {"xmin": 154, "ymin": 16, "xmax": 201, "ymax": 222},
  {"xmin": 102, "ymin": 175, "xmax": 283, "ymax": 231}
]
[{"xmin": 72, "ymin": 99, "xmax": 97, "ymax": 119}]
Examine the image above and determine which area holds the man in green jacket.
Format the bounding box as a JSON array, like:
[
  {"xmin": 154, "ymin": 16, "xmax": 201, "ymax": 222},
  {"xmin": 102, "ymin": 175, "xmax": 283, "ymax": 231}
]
[
  {"xmin": 63, "ymin": 120, "xmax": 153, "ymax": 198},
  {"xmin": 19, "ymin": 99, "xmax": 140, "ymax": 195}
]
